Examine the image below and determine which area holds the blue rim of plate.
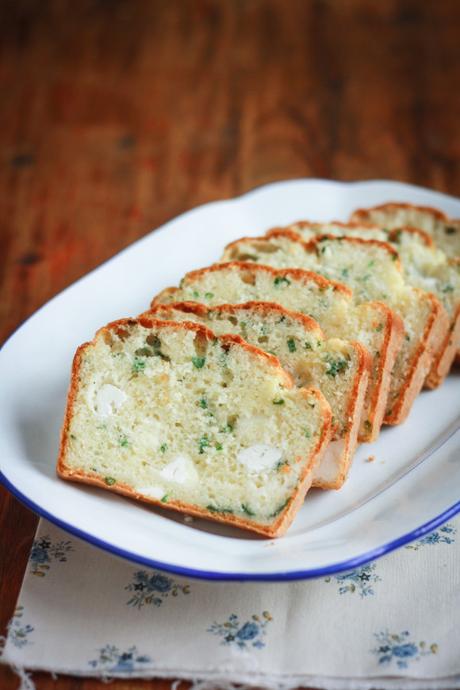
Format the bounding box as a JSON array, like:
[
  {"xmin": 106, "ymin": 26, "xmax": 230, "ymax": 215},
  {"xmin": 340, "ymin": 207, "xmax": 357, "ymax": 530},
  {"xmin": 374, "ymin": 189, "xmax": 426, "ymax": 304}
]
[{"xmin": 2, "ymin": 470, "xmax": 460, "ymax": 581}]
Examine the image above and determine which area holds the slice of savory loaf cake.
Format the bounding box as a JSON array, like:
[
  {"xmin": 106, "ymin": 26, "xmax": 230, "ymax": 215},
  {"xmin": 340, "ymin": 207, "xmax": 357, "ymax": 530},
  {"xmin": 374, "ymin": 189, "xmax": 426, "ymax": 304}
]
[
  {"xmin": 221, "ymin": 232, "xmax": 447, "ymax": 425},
  {"xmin": 143, "ymin": 302, "xmax": 371, "ymax": 490},
  {"xmin": 275, "ymin": 222, "xmax": 460, "ymax": 388},
  {"xmin": 152, "ymin": 263, "xmax": 402, "ymax": 443},
  {"xmin": 275, "ymin": 220, "xmax": 388, "ymax": 242},
  {"xmin": 390, "ymin": 230, "xmax": 460, "ymax": 387},
  {"xmin": 57, "ymin": 318, "xmax": 332, "ymax": 538},
  {"xmin": 350, "ymin": 203, "xmax": 460, "ymax": 260},
  {"xmin": 350, "ymin": 203, "xmax": 460, "ymax": 366}
]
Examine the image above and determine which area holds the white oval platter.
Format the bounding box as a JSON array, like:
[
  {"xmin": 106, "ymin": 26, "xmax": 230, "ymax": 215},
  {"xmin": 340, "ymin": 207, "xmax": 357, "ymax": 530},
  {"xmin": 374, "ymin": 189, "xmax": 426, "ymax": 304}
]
[{"xmin": 1, "ymin": 178, "xmax": 459, "ymax": 580}]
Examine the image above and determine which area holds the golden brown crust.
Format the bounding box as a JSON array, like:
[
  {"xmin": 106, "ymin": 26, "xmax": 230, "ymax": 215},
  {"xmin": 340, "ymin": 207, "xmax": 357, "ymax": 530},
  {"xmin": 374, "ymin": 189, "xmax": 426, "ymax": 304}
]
[
  {"xmin": 57, "ymin": 341, "xmax": 90, "ymax": 480},
  {"xmin": 357, "ymin": 303, "xmax": 405, "ymax": 442},
  {"xmin": 314, "ymin": 342, "xmax": 371, "ymax": 489},
  {"xmin": 276, "ymin": 230, "xmax": 403, "ymax": 267},
  {"xmin": 273, "ymin": 386, "xmax": 332, "ymax": 533},
  {"xmin": 387, "ymin": 226, "xmax": 434, "ymax": 247},
  {"xmin": 57, "ymin": 320, "xmax": 332, "ymax": 538},
  {"xmin": 351, "ymin": 202, "xmax": 450, "ymax": 224},
  {"xmin": 102, "ymin": 316, "xmax": 290, "ymax": 380},
  {"xmin": 384, "ymin": 292, "xmax": 449, "ymax": 424},
  {"xmin": 144, "ymin": 300, "xmax": 325, "ymax": 339},
  {"xmin": 235, "ymin": 228, "xmax": 403, "ymax": 275},
  {"xmin": 141, "ymin": 316, "xmax": 296, "ymax": 384},
  {"xmin": 58, "ymin": 389, "xmax": 331, "ymax": 539},
  {"xmin": 58, "ymin": 387, "xmax": 331, "ymax": 538},
  {"xmin": 150, "ymin": 261, "xmax": 354, "ymax": 306},
  {"xmin": 152, "ymin": 286, "xmax": 182, "ymax": 304},
  {"xmin": 271, "ymin": 219, "xmax": 383, "ymax": 234},
  {"xmin": 56, "ymin": 467, "xmax": 290, "ymax": 538},
  {"xmin": 145, "ymin": 301, "xmax": 211, "ymax": 319},
  {"xmin": 425, "ymin": 305, "xmax": 460, "ymax": 388},
  {"xmin": 275, "ymin": 221, "xmax": 435, "ymax": 253}
]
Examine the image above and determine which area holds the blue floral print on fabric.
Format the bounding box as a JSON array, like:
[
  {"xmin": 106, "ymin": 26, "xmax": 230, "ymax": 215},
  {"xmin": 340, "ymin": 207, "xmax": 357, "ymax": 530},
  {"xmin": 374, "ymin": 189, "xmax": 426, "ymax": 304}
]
[
  {"xmin": 7, "ymin": 607, "xmax": 34, "ymax": 649},
  {"xmin": 207, "ymin": 611, "xmax": 273, "ymax": 649},
  {"xmin": 88, "ymin": 645, "xmax": 151, "ymax": 674},
  {"xmin": 405, "ymin": 523, "xmax": 456, "ymax": 550},
  {"xmin": 324, "ymin": 562, "xmax": 381, "ymax": 597},
  {"xmin": 372, "ymin": 630, "xmax": 438, "ymax": 669},
  {"xmin": 29, "ymin": 535, "xmax": 74, "ymax": 576},
  {"xmin": 125, "ymin": 570, "xmax": 190, "ymax": 608}
]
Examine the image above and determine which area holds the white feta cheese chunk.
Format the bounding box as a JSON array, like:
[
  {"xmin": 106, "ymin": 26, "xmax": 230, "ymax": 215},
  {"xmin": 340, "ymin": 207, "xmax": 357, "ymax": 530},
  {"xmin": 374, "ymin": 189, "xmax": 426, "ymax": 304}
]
[
  {"xmin": 137, "ymin": 486, "xmax": 165, "ymax": 500},
  {"xmin": 237, "ymin": 444, "xmax": 283, "ymax": 473},
  {"xmin": 160, "ymin": 455, "xmax": 199, "ymax": 485},
  {"xmin": 94, "ymin": 384, "xmax": 127, "ymax": 417}
]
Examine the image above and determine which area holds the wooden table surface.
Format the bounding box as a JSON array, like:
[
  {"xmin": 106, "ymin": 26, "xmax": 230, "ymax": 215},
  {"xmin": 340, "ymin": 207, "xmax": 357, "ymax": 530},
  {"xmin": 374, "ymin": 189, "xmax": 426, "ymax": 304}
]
[{"xmin": 1, "ymin": 0, "xmax": 459, "ymax": 688}]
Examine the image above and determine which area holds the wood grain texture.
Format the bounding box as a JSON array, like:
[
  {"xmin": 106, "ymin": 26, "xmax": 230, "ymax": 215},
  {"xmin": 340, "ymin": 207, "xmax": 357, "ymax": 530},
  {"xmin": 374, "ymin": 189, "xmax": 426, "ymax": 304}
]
[{"xmin": 1, "ymin": 0, "xmax": 459, "ymax": 688}]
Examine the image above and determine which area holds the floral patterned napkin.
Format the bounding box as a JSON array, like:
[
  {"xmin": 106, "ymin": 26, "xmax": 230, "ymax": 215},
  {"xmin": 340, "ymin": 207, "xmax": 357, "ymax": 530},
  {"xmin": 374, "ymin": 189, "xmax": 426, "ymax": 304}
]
[{"xmin": 1, "ymin": 516, "xmax": 460, "ymax": 690}]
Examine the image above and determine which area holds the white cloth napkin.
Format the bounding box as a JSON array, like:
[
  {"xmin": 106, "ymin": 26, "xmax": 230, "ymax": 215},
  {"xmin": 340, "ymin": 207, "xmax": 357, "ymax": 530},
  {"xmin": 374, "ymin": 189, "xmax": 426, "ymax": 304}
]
[{"xmin": 1, "ymin": 516, "xmax": 460, "ymax": 690}]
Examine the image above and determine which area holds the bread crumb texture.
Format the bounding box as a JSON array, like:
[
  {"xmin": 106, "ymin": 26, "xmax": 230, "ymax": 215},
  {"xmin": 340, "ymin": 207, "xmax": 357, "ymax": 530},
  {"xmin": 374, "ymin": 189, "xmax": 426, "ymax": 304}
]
[
  {"xmin": 220, "ymin": 234, "xmax": 444, "ymax": 418},
  {"xmin": 351, "ymin": 204, "xmax": 460, "ymax": 260},
  {"xmin": 155, "ymin": 263, "xmax": 393, "ymax": 439},
  {"xmin": 149, "ymin": 302, "xmax": 363, "ymax": 441},
  {"xmin": 61, "ymin": 321, "xmax": 330, "ymax": 527}
]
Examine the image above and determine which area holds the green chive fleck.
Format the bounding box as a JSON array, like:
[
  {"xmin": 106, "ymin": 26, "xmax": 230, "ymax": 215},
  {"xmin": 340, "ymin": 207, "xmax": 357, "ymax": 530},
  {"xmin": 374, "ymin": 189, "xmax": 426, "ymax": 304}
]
[
  {"xmin": 272, "ymin": 398, "xmax": 285, "ymax": 405},
  {"xmin": 270, "ymin": 499, "xmax": 289, "ymax": 518},
  {"xmin": 132, "ymin": 357, "xmax": 146, "ymax": 373},
  {"xmin": 206, "ymin": 504, "xmax": 233, "ymax": 514},
  {"xmin": 199, "ymin": 435, "xmax": 210, "ymax": 453},
  {"xmin": 287, "ymin": 338, "xmax": 296, "ymax": 352},
  {"xmin": 135, "ymin": 346, "xmax": 153, "ymax": 357},
  {"xmin": 104, "ymin": 477, "xmax": 116, "ymax": 486},
  {"xmin": 192, "ymin": 356, "xmax": 206, "ymax": 369},
  {"xmin": 274, "ymin": 276, "xmax": 291, "ymax": 287},
  {"xmin": 324, "ymin": 354, "xmax": 348, "ymax": 377}
]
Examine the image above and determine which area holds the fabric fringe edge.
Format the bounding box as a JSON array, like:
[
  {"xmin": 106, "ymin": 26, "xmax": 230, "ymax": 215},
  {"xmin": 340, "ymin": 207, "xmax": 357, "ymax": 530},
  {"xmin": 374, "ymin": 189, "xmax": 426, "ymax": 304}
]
[{"xmin": 2, "ymin": 664, "xmax": 460, "ymax": 690}]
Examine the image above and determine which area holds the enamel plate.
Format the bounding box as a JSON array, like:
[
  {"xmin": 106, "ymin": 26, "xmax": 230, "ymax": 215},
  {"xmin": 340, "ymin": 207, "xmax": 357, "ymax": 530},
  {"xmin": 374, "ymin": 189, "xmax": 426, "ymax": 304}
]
[{"xmin": 1, "ymin": 179, "xmax": 459, "ymax": 580}]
